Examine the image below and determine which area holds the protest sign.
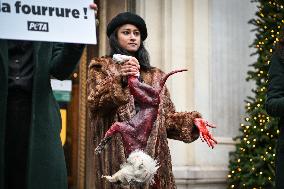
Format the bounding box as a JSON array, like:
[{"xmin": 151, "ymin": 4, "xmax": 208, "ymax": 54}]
[{"xmin": 0, "ymin": 0, "xmax": 97, "ymax": 44}]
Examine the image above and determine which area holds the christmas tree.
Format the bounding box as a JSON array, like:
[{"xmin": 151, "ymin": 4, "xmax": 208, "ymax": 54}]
[{"xmin": 228, "ymin": 0, "xmax": 284, "ymax": 188}]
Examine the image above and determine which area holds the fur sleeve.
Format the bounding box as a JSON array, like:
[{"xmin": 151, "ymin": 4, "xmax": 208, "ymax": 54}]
[
  {"xmin": 87, "ymin": 57, "xmax": 130, "ymax": 114},
  {"xmin": 162, "ymin": 88, "xmax": 200, "ymax": 143}
]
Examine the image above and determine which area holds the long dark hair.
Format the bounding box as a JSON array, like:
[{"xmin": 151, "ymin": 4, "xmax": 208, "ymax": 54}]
[{"xmin": 109, "ymin": 28, "xmax": 152, "ymax": 70}]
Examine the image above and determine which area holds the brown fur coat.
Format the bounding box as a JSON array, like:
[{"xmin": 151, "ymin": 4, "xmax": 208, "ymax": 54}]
[{"xmin": 87, "ymin": 57, "xmax": 201, "ymax": 189}]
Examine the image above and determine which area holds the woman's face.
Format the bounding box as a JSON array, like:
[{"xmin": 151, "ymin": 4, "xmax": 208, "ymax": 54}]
[{"xmin": 117, "ymin": 24, "xmax": 141, "ymax": 53}]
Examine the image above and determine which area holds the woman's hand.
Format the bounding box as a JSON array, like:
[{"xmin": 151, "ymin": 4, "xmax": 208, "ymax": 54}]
[
  {"xmin": 89, "ymin": 3, "xmax": 98, "ymax": 12},
  {"xmin": 120, "ymin": 57, "xmax": 140, "ymax": 76},
  {"xmin": 194, "ymin": 118, "xmax": 217, "ymax": 148},
  {"xmin": 89, "ymin": 3, "xmax": 99, "ymax": 26}
]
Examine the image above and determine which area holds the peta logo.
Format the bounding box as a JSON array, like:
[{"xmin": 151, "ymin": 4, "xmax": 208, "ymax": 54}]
[{"xmin": 27, "ymin": 21, "xmax": 49, "ymax": 32}]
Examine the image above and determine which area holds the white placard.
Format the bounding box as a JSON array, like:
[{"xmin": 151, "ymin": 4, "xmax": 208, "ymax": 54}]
[
  {"xmin": 51, "ymin": 79, "xmax": 72, "ymax": 92},
  {"xmin": 0, "ymin": 0, "xmax": 97, "ymax": 44}
]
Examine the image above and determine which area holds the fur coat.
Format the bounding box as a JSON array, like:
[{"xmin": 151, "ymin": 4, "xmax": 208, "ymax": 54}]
[{"xmin": 87, "ymin": 57, "xmax": 201, "ymax": 189}]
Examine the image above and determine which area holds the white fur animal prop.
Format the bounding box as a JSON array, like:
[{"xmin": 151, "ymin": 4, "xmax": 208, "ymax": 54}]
[
  {"xmin": 102, "ymin": 150, "xmax": 159, "ymax": 186},
  {"xmin": 112, "ymin": 54, "xmax": 132, "ymax": 64}
]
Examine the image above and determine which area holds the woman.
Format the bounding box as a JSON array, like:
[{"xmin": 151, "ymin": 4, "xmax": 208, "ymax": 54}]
[
  {"xmin": 87, "ymin": 12, "xmax": 217, "ymax": 189},
  {"xmin": 265, "ymin": 36, "xmax": 284, "ymax": 189}
]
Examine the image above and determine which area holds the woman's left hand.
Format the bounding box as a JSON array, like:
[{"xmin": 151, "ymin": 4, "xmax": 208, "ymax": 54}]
[{"xmin": 194, "ymin": 118, "xmax": 217, "ymax": 148}]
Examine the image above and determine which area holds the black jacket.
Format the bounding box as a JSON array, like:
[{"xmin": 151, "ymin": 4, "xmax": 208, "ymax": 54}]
[
  {"xmin": 0, "ymin": 41, "xmax": 84, "ymax": 189},
  {"xmin": 266, "ymin": 53, "xmax": 284, "ymax": 120},
  {"xmin": 265, "ymin": 52, "xmax": 284, "ymax": 189}
]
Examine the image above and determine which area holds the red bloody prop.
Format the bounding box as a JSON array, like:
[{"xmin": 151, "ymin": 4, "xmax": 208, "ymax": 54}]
[{"xmin": 95, "ymin": 69, "xmax": 217, "ymax": 156}]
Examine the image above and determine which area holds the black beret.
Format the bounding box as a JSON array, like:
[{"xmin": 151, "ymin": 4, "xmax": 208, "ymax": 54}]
[{"xmin": 107, "ymin": 12, "xmax": 148, "ymax": 41}]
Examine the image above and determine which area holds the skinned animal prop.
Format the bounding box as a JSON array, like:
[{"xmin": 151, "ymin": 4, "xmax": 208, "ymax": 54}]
[{"xmin": 95, "ymin": 54, "xmax": 187, "ymax": 186}]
